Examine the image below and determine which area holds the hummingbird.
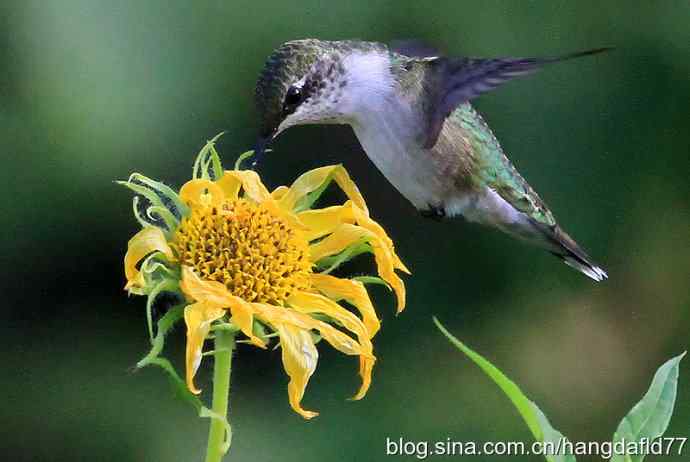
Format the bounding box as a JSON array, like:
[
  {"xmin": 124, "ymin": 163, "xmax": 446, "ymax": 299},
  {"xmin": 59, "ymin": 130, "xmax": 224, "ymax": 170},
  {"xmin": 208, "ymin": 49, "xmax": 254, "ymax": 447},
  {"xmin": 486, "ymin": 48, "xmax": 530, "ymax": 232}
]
[{"xmin": 253, "ymin": 39, "xmax": 609, "ymax": 281}]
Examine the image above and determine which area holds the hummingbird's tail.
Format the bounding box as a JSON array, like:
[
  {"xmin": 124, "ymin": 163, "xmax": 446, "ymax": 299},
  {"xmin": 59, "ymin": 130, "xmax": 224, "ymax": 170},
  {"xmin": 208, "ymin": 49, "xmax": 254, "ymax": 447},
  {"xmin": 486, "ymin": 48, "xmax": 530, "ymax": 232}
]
[{"xmin": 546, "ymin": 226, "xmax": 608, "ymax": 282}]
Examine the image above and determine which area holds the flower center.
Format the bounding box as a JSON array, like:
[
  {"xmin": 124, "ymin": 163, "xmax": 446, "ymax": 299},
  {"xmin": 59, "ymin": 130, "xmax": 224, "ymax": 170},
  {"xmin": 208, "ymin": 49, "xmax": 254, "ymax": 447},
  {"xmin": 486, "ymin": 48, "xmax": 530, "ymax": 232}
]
[{"xmin": 172, "ymin": 199, "xmax": 312, "ymax": 305}]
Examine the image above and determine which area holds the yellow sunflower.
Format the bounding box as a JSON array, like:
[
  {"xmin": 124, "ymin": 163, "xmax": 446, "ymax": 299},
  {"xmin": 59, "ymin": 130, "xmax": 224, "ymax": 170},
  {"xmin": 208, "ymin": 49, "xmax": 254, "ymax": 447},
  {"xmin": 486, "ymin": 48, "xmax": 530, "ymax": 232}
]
[{"xmin": 121, "ymin": 137, "xmax": 408, "ymax": 419}]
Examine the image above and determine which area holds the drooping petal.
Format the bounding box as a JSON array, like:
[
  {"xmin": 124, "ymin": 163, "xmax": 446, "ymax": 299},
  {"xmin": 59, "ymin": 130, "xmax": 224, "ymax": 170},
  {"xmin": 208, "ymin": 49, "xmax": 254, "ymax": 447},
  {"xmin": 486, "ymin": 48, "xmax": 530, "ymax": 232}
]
[
  {"xmin": 252, "ymin": 303, "xmax": 365, "ymax": 357},
  {"xmin": 287, "ymin": 291, "xmax": 376, "ymax": 400},
  {"xmin": 179, "ymin": 267, "xmax": 266, "ymax": 348},
  {"xmin": 297, "ymin": 202, "xmax": 356, "ymax": 242},
  {"xmin": 350, "ymin": 204, "xmax": 410, "ymax": 274},
  {"xmin": 279, "ymin": 165, "xmax": 368, "ymax": 214},
  {"xmin": 274, "ymin": 323, "xmax": 320, "ymax": 419},
  {"xmin": 124, "ymin": 226, "xmax": 174, "ymax": 291},
  {"xmin": 355, "ymin": 354, "xmax": 376, "ymax": 401},
  {"xmin": 270, "ymin": 185, "xmax": 290, "ymax": 201},
  {"xmin": 309, "ymin": 224, "xmax": 406, "ymax": 313},
  {"xmin": 309, "ymin": 273, "xmax": 380, "ymax": 337},
  {"xmin": 223, "ymin": 170, "xmax": 270, "ymax": 203},
  {"xmin": 179, "ymin": 179, "xmax": 225, "ymax": 207},
  {"xmin": 215, "ymin": 171, "xmax": 242, "ymax": 200},
  {"xmin": 184, "ymin": 301, "xmax": 226, "ymax": 394},
  {"xmin": 287, "ymin": 292, "xmax": 370, "ymax": 343}
]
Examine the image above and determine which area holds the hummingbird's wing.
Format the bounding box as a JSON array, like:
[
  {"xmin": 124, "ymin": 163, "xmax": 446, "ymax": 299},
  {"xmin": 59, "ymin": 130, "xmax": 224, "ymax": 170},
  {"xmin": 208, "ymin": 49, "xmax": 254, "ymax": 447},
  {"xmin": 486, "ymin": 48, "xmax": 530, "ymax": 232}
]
[{"xmin": 422, "ymin": 48, "xmax": 610, "ymax": 148}]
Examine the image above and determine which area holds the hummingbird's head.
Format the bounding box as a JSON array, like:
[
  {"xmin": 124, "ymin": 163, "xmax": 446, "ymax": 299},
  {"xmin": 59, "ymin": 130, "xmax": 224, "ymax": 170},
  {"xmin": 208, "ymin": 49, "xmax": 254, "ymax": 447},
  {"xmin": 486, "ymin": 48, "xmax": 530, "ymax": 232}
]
[{"xmin": 254, "ymin": 39, "xmax": 390, "ymax": 164}]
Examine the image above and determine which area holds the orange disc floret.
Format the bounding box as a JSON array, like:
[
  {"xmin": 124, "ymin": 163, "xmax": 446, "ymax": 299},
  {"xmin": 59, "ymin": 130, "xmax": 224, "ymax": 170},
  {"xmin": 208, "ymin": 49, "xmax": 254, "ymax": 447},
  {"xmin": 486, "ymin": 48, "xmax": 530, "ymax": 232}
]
[{"xmin": 171, "ymin": 198, "xmax": 312, "ymax": 305}]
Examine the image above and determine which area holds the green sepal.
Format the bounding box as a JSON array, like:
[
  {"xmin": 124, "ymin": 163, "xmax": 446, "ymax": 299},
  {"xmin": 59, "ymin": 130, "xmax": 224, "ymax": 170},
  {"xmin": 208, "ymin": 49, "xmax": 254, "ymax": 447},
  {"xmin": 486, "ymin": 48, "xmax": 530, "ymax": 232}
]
[
  {"xmin": 234, "ymin": 150, "xmax": 255, "ymax": 170},
  {"xmin": 351, "ymin": 275, "xmax": 392, "ymax": 291},
  {"xmin": 145, "ymin": 278, "xmax": 180, "ymax": 343},
  {"xmin": 118, "ymin": 173, "xmax": 188, "ymax": 233},
  {"xmin": 315, "ymin": 241, "xmax": 373, "ymax": 274},
  {"xmin": 136, "ymin": 304, "xmax": 205, "ymax": 411},
  {"xmin": 193, "ymin": 132, "xmax": 225, "ymax": 181}
]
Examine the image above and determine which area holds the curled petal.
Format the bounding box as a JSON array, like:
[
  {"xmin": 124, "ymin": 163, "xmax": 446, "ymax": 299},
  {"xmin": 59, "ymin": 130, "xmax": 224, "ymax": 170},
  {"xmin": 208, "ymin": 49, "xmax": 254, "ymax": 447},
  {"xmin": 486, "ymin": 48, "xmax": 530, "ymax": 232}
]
[
  {"xmin": 215, "ymin": 171, "xmax": 242, "ymax": 200},
  {"xmin": 350, "ymin": 204, "xmax": 410, "ymax": 274},
  {"xmin": 180, "ymin": 267, "xmax": 265, "ymax": 348},
  {"xmin": 179, "ymin": 179, "xmax": 225, "ymax": 207},
  {"xmin": 124, "ymin": 226, "xmax": 174, "ymax": 291},
  {"xmin": 253, "ymin": 303, "xmax": 365, "ymax": 357},
  {"xmin": 287, "ymin": 292, "xmax": 369, "ymax": 343},
  {"xmin": 270, "ymin": 185, "xmax": 290, "ymax": 201},
  {"xmin": 310, "ymin": 224, "xmax": 406, "ymax": 313},
  {"xmin": 184, "ymin": 301, "xmax": 226, "ymax": 394},
  {"xmin": 287, "ymin": 291, "xmax": 375, "ymax": 400},
  {"xmin": 297, "ymin": 202, "xmax": 356, "ymax": 242},
  {"xmin": 309, "ymin": 273, "xmax": 380, "ymax": 337},
  {"xmin": 279, "ymin": 165, "xmax": 368, "ymax": 214},
  {"xmin": 223, "ymin": 170, "xmax": 270, "ymax": 203},
  {"xmin": 354, "ymin": 354, "xmax": 376, "ymax": 401},
  {"xmin": 275, "ymin": 323, "xmax": 320, "ymax": 419}
]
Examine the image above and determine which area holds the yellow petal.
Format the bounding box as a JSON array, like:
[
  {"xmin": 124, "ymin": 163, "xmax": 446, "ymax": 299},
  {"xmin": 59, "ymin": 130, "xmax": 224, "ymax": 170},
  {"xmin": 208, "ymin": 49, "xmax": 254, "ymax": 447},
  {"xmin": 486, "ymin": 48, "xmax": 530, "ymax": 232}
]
[
  {"xmin": 180, "ymin": 267, "xmax": 266, "ymax": 348},
  {"xmin": 252, "ymin": 303, "xmax": 364, "ymax": 356},
  {"xmin": 309, "ymin": 273, "xmax": 380, "ymax": 337},
  {"xmin": 279, "ymin": 165, "xmax": 368, "ymax": 214},
  {"xmin": 124, "ymin": 226, "xmax": 174, "ymax": 290},
  {"xmin": 354, "ymin": 354, "xmax": 376, "ymax": 401},
  {"xmin": 274, "ymin": 323, "xmax": 319, "ymax": 419},
  {"xmin": 287, "ymin": 292, "xmax": 370, "ymax": 343},
  {"xmin": 297, "ymin": 202, "xmax": 356, "ymax": 242},
  {"xmin": 184, "ymin": 301, "xmax": 226, "ymax": 394},
  {"xmin": 287, "ymin": 291, "xmax": 375, "ymax": 400},
  {"xmin": 223, "ymin": 170, "xmax": 270, "ymax": 203},
  {"xmin": 179, "ymin": 179, "xmax": 225, "ymax": 207},
  {"xmin": 271, "ymin": 185, "xmax": 290, "ymax": 201},
  {"xmin": 350, "ymin": 204, "xmax": 410, "ymax": 274},
  {"xmin": 309, "ymin": 224, "xmax": 406, "ymax": 313},
  {"xmin": 216, "ymin": 171, "xmax": 242, "ymax": 200}
]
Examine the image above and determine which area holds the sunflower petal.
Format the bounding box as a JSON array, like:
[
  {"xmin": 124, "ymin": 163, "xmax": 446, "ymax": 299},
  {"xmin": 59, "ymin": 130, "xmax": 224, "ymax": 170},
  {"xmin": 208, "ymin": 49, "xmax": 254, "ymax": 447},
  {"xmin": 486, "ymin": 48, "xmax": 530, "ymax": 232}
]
[
  {"xmin": 297, "ymin": 202, "xmax": 356, "ymax": 242},
  {"xmin": 216, "ymin": 171, "xmax": 242, "ymax": 200},
  {"xmin": 223, "ymin": 170, "xmax": 270, "ymax": 203},
  {"xmin": 310, "ymin": 224, "xmax": 406, "ymax": 313},
  {"xmin": 351, "ymin": 204, "xmax": 410, "ymax": 274},
  {"xmin": 184, "ymin": 301, "xmax": 226, "ymax": 394},
  {"xmin": 309, "ymin": 273, "xmax": 380, "ymax": 337},
  {"xmin": 180, "ymin": 267, "xmax": 266, "ymax": 348},
  {"xmin": 287, "ymin": 291, "xmax": 376, "ymax": 400},
  {"xmin": 354, "ymin": 355, "xmax": 376, "ymax": 401},
  {"xmin": 279, "ymin": 165, "xmax": 368, "ymax": 214},
  {"xmin": 252, "ymin": 303, "xmax": 364, "ymax": 356},
  {"xmin": 287, "ymin": 292, "xmax": 369, "ymax": 342},
  {"xmin": 270, "ymin": 185, "xmax": 290, "ymax": 201},
  {"xmin": 124, "ymin": 227, "xmax": 174, "ymax": 291},
  {"xmin": 274, "ymin": 323, "xmax": 320, "ymax": 419},
  {"xmin": 179, "ymin": 179, "xmax": 226, "ymax": 207}
]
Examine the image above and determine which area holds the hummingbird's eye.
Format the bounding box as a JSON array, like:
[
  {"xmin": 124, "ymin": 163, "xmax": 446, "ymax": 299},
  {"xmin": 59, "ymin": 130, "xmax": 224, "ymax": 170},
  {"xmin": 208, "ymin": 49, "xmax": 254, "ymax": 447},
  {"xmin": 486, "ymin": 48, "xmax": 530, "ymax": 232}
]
[{"xmin": 284, "ymin": 86, "xmax": 302, "ymax": 108}]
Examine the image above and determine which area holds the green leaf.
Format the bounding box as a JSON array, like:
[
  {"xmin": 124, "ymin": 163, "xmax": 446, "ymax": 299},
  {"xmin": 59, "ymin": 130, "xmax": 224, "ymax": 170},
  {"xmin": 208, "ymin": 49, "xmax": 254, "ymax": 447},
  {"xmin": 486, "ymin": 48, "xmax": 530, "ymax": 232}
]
[
  {"xmin": 433, "ymin": 317, "xmax": 575, "ymax": 462},
  {"xmin": 610, "ymin": 352, "xmax": 686, "ymax": 462}
]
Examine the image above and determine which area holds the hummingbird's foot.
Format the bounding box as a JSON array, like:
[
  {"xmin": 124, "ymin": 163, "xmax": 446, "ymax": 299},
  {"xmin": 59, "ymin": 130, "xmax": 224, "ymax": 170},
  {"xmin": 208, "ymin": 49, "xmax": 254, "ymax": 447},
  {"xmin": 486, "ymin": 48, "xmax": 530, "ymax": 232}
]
[{"xmin": 420, "ymin": 204, "xmax": 446, "ymax": 221}]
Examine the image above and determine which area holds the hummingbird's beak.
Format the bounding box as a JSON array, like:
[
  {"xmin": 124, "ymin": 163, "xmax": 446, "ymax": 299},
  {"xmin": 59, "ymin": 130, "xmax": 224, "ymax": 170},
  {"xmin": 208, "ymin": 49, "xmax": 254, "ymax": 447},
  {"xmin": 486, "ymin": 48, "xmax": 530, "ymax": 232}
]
[{"xmin": 250, "ymin": 136, "xmax": 271, "ymax": 170}]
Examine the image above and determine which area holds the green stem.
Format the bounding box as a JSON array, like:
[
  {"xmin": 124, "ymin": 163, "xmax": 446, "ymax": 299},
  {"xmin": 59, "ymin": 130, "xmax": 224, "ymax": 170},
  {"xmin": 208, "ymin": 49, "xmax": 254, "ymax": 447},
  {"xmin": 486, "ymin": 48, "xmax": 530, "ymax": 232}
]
[{"xmin": 204, "ymin": 330, "xmax": 235, "ymax": 462}]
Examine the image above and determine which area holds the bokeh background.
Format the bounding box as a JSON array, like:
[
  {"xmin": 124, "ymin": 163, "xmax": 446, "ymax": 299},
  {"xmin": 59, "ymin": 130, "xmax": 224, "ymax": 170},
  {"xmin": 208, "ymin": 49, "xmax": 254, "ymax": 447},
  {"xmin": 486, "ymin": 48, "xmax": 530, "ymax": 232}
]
[{"xmin": 2, "ymin": 1, "xmax": 688, "ymax": 461}]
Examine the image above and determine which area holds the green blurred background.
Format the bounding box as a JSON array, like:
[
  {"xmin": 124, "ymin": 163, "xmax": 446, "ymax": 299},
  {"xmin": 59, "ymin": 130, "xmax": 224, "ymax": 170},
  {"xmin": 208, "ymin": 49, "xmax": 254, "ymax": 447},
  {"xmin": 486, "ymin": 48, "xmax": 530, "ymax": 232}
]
[{"xmin": 2, "ymin": 1, "xmax": 688, "ymax": 461}]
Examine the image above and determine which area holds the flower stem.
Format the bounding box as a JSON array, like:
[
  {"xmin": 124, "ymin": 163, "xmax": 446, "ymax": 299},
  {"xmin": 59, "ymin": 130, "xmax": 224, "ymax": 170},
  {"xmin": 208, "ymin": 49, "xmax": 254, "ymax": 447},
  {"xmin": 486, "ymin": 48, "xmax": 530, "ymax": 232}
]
[{"xmin": 204, "ymin": 329, "xmax": 235, "ymax": 462}]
